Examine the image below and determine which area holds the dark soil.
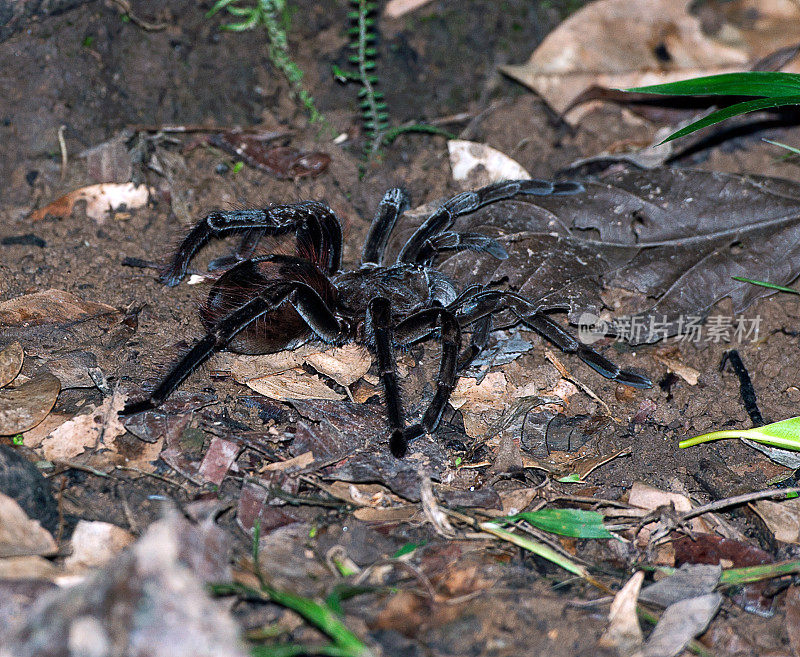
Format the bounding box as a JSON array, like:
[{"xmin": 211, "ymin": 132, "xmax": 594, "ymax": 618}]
[{"xmin": 3, "ymin": 1, "xmax": 800, "ymax": 656}]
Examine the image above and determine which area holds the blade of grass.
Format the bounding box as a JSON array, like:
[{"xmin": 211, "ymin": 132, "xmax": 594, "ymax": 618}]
[
  {"xmin": 628, "ymin": 71, "xmax": 800, "ymax": 97},
  {"xmin": 656, "ymin": 95, "xmax": 800, "ymax": 143},
  {"xmin": 733, "ymin": 275, "xmax": 800, "ymax": 295},
  {"xmin": 479, "ymin": 521, "xmax": 587, "ymax": 578}
]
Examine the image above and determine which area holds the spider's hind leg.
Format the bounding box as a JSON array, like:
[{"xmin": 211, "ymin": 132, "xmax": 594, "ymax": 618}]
[
  {"xmin": 123, "ymin": 279, "xmax": 344, "ymax": 415},
  {"xmin": 525, "ymin": 312, "xmax": 652, "ymax": 388}
]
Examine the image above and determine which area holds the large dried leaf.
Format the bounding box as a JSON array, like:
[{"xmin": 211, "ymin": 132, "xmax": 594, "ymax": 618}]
[
  {"xmin": 501, "ymin": 0, "xmax": 800, "ymax": 120},
  {"xmin": 393, "ymin": 167, "xmax": 800, "ymax": 345},
  {"xmin": 0, "ymin": 289, "xmax": 118, "ymax": 328},
  {"xmin": 0, "ymin": 373, "xmax": 60, "ymax": 435}
]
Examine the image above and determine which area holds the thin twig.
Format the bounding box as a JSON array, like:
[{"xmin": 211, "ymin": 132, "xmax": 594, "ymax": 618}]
[
  {"xmin": 57, "ymin": 125, "xmax": 68, "ymax": 180},
  {"xmin": 680, "ymin": 486, "xmax": 800, "ymax": 522}
]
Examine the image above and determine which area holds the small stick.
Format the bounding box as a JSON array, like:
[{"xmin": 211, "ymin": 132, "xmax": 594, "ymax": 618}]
[
  {"xmin": 678, "ymin": 486, "xmax": 800, "ymax": 523},
  {"xmin": 58, "ymin": 125, "xmax": 68, "ymax": 180},
  {"xmin": 544, "ymin": 349, "xmax": 612, "ymax": 416}
]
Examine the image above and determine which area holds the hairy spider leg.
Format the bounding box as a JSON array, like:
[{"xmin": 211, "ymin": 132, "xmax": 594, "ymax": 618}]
[
  {"xmin": 397, "ymin": 179, "xmax": 584, "ymax": 265},
  {"xmin": 453, "ymin": 289, "xmax": 652, "ymax": 389},
  {"xmin": 423, "ymin": 231, "xmax": 508, "ymax": 264},
  {"xmin": 361, "ymin": 188, "xmax": 409, "ymax": 266},
  {"xmin": 160, "ymin": 201, "xmax": 343, "ymax": 286},
  {"xmin": 368, "ymin": 298, "xmax": 406, "ymax": 454},
  {"xmin": 122, "ymin": 281, "xmax": 343, "ymax": 415},
  {"xmin": 391, "ymin": 305, "xmax": 462, "ymax": 457}
]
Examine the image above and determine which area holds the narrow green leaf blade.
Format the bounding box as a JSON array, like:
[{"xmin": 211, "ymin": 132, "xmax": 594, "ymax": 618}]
[
  {"xmin": 628, "ymin": 72, "xmax": 800, "ymax": 97},
  {"xmin": 658, "ymin": 95, "xmax": 800, "ymax": 143},
  {"xmin": 503, "ymin": 508, "xmax": 613, "ymax": 539},
  {"xmin": 732, "ymin": 276, "xmax": 800, "ymax": 295},
  {"xmin": 680, "ymin": 416, "xmax": 800, "ymax": 450},
  {"xmin": 479, "ymin": 522, "xmax": 588, "ymax": 578}
]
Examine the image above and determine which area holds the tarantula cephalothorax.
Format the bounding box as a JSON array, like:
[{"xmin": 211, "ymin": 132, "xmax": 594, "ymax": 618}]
[{"xmin": 123, "ymin": 179, "xmax": 651, "ymax": 457}]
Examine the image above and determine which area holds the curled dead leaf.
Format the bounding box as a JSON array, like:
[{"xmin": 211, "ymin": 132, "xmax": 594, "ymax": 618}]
[
  {"xmin": 219, "ymin": 343, "xmax": 372, "ymax": 401},
  {"xmin": 0, "ymin": 342, "xmax": 23, "ymax": 388},
  {"xmin": 0, "ymin": 373, "xmax": 60, "ymax": 435},
  {"xmin": 0, "ymin": 289, "xmax": 118, "ymax": 328},
  {"xmin": 29, "ymin": 182, "xmax": 153, "ymax": 223}
]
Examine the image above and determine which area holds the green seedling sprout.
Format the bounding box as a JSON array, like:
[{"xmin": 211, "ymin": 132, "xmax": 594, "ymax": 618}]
[{"xmin": 680, "ymin": 416, "xmax": 800, "ymax": 451}]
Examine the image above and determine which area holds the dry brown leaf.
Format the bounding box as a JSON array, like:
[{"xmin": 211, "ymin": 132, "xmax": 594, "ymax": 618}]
[
  {"xmin": 263, "ymin": 451, "xmax": 315, "ymax": 472},
  {"xmin": 197, "ymin": 437, "xmax": 239, "ymax": 486},
  {"xmin": 64, "ymin": 520, "xmax": 135, "ymax": 571},
  {"xmin": 0, "ymin": 289, "xmax": 118, "ymax": 328},
  {"xmin": 240, "ymin": 368, "xmax": 344, "ymax": 401},
  {"xmin": 629, "ymin": 482, "xmax": 709, "ymax": 541},
  {"xmin": 450, "ymin": 371, "xmax": 510, "ymax": 437},
  {"xmin": 0, "ymin": 373, "xmax": 60, "ymax": 435},
  {"xmin": 0, "ymin": 555, "xmax": 60, "ymax": 580},
  {"xmin": 384, "ymin": 0, "xmax": 433, "ymax": 19},
  {"xmin": 353, "ymin": 506, "xmax": 417, "ymax": 522},
  {"xmin": 218, "ymin": 343, "xmax": 371, "ymax": 401},
  {"xmin": 598, "ymin": 571, "xmax": 644, "ymax": 655},
  {"xmin": 0, "ymin": 492, "xmax": 57, "ymax": 558},
  {"xmin": 448, "ymin": 140, "xmax": 530, "ymax": 188},
  {"xmin": 501, "ymin": 0, "xmax": 800, "ymax": 120},
  {"xmin": 498, "ymin": 488, "xmax": 538, "ymax": 515},
  {"xmin": 40, "ymin": 390, "xmax": 126, "ymax": 461},
  {"xmin": 753, "ymin": 498, "xmax": 800, "ymax": 543},
  {"xmin": 0, "ymin": 342, "xmax": 23, "ymax": 388},
  {"xmin": 652, "ymin": 354, "xmax": 700, "ymax": 385},
  {"xmin": 29, "ymin": 182, "xmax": 153, "ymax": 223}
]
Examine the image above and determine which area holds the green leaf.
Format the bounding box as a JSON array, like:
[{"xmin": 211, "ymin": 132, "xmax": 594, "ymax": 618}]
[
  {"xmin": 629, "ymin": 72, "xmax": 800, "ymax": 98},
  {"xmin": 502, "ymin": 508, "xmax": 613, "ymax": 538},
  {"xmin": 657, "ymin": 95, "xmax": 800, "ymax": 143},
  {"xmin": 232, "ymin": 161, "xmax": 244, "ymax": 174},
  {"xmin": 479, "ymin": 522, "xmax": 589, "ymax": 578},
  {"xmin": 392, "ymin": 541, "xmax": 426, "ymax": 559},
  {"xmin": 732, "ymin": 276, "xmax": 800, "ymax": 295},
  {"xmin": 720, "ymin": 559, "xmax": 800, "ymax": 585},
  {"xmin": 680, "ymin": 416, "xmax": 800, "ymax": 450}
]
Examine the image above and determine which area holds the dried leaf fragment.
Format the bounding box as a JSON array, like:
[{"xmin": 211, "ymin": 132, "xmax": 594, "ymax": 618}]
[
  {"xmin": 29, "ymin": 182, "xmax": 153, "ymax": 223},
  {"xmin": 448, "ymin": 140, "xmax": 530, "ymax": 187},
  {"xmin": 598, "ymin": 571, "xmax": 644, "ymax": 655},
  {"xmin": 64, "ymin": 520, "xmax": 135, "ymax": 571},
  {"xmin": 40, "ymin": 390, "xmax": 126, "ymax": 460},
  {"xmin": 0, "ymin": 343, "xmax": 23, "ymax": 388},
  {"xmin": 0, "ymin": 289, "xmax": 118, "ymax": 328},
  {"xmin": 0, "ymin": 492, "xmax": 57, "ymax": 558},
  {"xmin": 0, "ymin": 373, "xmax": 60, "ymax": 435}
]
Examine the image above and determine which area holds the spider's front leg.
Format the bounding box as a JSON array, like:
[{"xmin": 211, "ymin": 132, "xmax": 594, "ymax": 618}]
[
  {"xmin": 161, "ymin": 201, "xmax": 343, "ymax": 286},
  {"xmin": 370, "ymin": 298, "xmax": 462, "ymax": 457}
]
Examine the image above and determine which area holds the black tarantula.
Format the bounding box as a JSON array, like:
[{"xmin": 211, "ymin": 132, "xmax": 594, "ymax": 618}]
[{"xmin": 123, "ymin": 180, "xmax": 651, "ymax": 457}]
